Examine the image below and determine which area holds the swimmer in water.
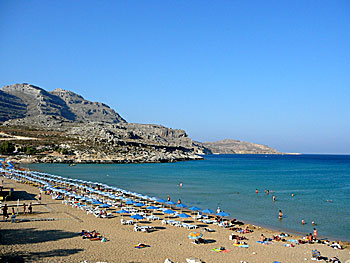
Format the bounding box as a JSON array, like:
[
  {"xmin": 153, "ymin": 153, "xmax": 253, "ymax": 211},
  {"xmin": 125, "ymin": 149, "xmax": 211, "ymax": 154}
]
[
  {"xmin": 272, "ymin": 195, "xmax": 276, "ymax": 202},
  {"xmin": 279, "ymin": 210, "xmax": 283, "ymax": 219},
  {"xmin": 291, "ymin": 193, "xmax": 294, "ymax": 197},
  {"xmin": 255, "ymin": 189, "xmax": 258, "ymax": 194},
  {"xmin": 302, "ymin": 219, "xmax": 305, "ymax": 225}
]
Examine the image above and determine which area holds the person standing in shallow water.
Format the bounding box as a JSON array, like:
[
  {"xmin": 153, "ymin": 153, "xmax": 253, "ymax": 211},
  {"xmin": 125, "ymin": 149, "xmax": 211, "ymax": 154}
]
[
  {"xmin": 279, "ymin": 210, "xmax": 283, "ymax": 219},
  {"xmin": 313, "ymin": 228, "xmax": 318, "ymax": 240}
]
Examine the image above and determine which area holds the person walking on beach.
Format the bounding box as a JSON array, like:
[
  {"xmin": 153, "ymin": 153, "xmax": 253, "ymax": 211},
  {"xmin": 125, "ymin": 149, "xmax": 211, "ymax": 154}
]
[
  {"xmin": 217, "ymin": 207, "xmax": 221, "ymax": 214},
  {"xmin": 38, "ymin": 193, "xmax": 42, "ymax": 203},
  {"xmin": 28, "ymin": 202, "xmax": 32, "ymax": 214},
  {"xmin": 167, "ymin": 195, "xmax": 171, "ymax": 202},
  {"xmin": 23, "ymin": 203, "xmax": 26, "ymax": 215},
  {"xmin": 2, "ymin": 203, "xmax": 8, "ymax": 220},
  {"xmin": 11, "ymin": 207, "xmax": 16, "ymax": 223},
  {"xmin": 177, "ymin": 199, "xmax": 181, "ymax": 204},
  {"xmin": 278, "ymin": 210, "xmax": 283, "ymax": 219}
]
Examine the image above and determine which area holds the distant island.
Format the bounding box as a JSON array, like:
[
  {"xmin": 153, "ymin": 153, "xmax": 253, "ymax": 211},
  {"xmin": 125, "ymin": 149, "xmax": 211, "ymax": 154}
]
[
  {"xmin": 202, "ymin": 139, "xmax": 280, "ymax": 154},
  {"xmin": 0, "ymin": 83, "xmax": 281, "ymax": 164}
]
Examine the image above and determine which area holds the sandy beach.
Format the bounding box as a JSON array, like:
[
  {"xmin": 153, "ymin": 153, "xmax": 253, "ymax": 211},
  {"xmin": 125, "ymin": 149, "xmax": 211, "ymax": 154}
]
[{"xmin": 1, "ymin": 176, "xmax": 349, "ymax": 263}]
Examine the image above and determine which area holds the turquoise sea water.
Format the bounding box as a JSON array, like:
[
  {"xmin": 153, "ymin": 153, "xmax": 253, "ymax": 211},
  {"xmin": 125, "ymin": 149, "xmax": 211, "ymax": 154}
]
[{"xmin": 24, "ymin": 154, "xmax": 350, "ymax": 241}]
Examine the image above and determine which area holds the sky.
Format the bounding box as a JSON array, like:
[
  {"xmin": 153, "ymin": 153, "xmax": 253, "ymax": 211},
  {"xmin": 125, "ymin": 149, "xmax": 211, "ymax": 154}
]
[{"xmin": 0, "ymin": 1, "xmax": 349, "ymax": 154}]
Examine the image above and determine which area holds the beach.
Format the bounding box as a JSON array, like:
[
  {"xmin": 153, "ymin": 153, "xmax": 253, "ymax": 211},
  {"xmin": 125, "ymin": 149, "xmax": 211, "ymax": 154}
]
[{"xmin": 1, "ymin": 174, "xmax": 349, "ymax": 263}]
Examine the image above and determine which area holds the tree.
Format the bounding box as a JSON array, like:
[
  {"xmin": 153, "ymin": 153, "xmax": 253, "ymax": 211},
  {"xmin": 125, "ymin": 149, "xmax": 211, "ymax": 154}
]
[{"xmin": 0, "ymin": 142, "xmax": 15, "ymax": 154}]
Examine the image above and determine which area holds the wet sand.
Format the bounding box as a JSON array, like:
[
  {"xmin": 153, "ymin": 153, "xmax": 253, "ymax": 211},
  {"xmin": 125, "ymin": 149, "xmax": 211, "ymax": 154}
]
[{"xmin": 1, "ymin": 177, "xmax": 349, "ymax": 263}]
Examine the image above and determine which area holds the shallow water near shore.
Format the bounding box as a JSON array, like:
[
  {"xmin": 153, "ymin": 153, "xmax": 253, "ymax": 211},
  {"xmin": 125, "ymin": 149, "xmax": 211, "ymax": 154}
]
[{"xmin": 24, "ymin": 154, "xmax": 350, "ymax": 241}]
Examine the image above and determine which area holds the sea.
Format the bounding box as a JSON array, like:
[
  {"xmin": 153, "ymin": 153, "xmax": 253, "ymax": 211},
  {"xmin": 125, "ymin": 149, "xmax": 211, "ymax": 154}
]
[{"xmin": 23, "ymin": 154, "xmax": 350, "ymax": 241}]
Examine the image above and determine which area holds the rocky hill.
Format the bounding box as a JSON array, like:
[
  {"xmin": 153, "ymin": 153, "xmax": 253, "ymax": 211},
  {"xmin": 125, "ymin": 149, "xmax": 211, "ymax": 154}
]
[
  {"xmin": 201, "ymin": 139, "xmax": 280, "ymax": 154},
  {"xmin": 0, "ymin": 90, "xmax": 26, "ymax": 122},
  {"xmin": 0, "ymin": 83, "xmax": 204, "ymax": 163},
  {"xmin": 1, "ymin": 84, "xmax": 125, "ymax": 124}
]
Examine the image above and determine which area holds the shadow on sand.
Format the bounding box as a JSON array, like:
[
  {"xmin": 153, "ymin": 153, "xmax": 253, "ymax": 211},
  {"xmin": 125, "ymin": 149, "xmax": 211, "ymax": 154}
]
[
  {"xmin": 0, "ymin": 228, "xmax": 78, "ymax": 245},
  {"xmin": 0, "ymin": 248, "xmax": 84, "ymax": 263},
  {"xmin": 10, "ymin": 191, "xmax": 37, "ymax": 201}
]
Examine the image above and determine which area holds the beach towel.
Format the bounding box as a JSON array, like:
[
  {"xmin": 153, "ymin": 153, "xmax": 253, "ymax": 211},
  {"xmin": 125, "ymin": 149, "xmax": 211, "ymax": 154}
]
[
  {"xmin": 287, "ymin": 239, "xmax": 299, "ymax": 243},
  {"xmin": 233, "ymin": 243, "xmax": 249, "ymax": 248},
  {"xmin": 90, "ymin": 237, "xmax": 102, "ymax": 241},
  {"xmin": 256, "ymin": 241, "xmax": 273, "ymax": 245},
  {"xmin": 210, "ymin": 247, "xmax": 231, "ymax": 253},
  {"xmin": 135, "ymin": 244, "xmax": 150, "ymax": 249},
  {"xmin": 284, "ymin": 243, "xmax": 295, "ymax": 247}
]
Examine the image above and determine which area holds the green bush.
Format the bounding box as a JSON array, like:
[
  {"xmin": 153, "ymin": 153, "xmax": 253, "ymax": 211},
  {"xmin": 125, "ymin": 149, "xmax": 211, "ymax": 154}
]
[{"xmin": 0, "ymin": 142, "xmax": 15, "ymax": 154}]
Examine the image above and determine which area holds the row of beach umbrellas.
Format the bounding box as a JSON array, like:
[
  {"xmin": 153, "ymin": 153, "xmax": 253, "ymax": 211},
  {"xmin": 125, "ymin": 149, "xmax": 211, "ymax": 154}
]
[{"xmin": 1, "ymin": 168, "xmax": 231, "ymax": 218}]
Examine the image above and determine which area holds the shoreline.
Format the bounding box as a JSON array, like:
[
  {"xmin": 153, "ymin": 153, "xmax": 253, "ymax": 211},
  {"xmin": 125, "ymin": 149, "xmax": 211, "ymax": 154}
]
[
  {"xmin": 1, "ymin": 167, "xmax": 349, "ymax": 263},
  {"xmin": 18, "ymin": 162, "xmax": 350, "ymax": 243}
]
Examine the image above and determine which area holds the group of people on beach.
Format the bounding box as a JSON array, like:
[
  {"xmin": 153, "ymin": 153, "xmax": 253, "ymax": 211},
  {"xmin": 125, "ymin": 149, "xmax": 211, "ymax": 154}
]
[{"xmin": 1, "ymin": 202, "xmax": 33, "ymax": 222}]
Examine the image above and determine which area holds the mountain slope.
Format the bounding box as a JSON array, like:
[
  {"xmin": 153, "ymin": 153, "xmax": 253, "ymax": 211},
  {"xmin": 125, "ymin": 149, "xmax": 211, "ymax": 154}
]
[
  {"xmin": 0, "ymin": 84, "xmax": 125, "ymax": 124},
  {"xmin": 0, "ymin": 90, "xmax": 27, "ymax": 122},
  {"xmin": 50, "ymin": 88, "xmax": 126, "ymax": 123}
]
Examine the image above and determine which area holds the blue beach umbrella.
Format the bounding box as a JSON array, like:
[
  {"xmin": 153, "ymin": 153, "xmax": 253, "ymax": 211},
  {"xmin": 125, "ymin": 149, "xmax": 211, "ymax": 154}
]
[
  {"xmin": 146, "ymin": 205, "xmax": 158, "ymax": 210},
  {"xmin": 134, "ymin": 203, "xmax": 145, "ymax": 207},
  {"xmin": 176, "ymin": 204, "xmax": 187, "ymax": 208},
  {"xmin": 116, "ymin": 209, "xmax": 130, "ymax": 214},
  {"xmin": 157, "ymin": 199, "xmax": 166, "ymax": 203},
  {"xmin": 166, "ymin": 201, "xmax": 176, "ymax": 205},
  {"xmin": 99, "ymin": 204, "xmax": 111, "ymax": 208},
  {"xmin": 130, "ymin": 214, "xmax": 144, "ymax": 220},
  {"xmin": 217, "ymin": 211, "xmax": 230, "ymax": 217},
  {"xmin": 177, "ymin": 213, "xmax": 191, "ymax": 219},
  {"xmin": 92, "ymin": 200, "xmax": 103, "ymax": 205},
  {"xmin": 163, "ymin": 209, "xmax": 176, "ymax": 214},
  {"xmin": 125, "ymin": 200, "xmax": 135, "ymax": 205},
  {"xmin": 189, "ymin": 206, "xmax": 201, "ymax": 211},
  {"xmin": 163, "ymin": 209, "xmax": 176, "ymax": 219},
  {"xmin": 202, "ymin": 209, "xmax": 214, "ymax": 214}
]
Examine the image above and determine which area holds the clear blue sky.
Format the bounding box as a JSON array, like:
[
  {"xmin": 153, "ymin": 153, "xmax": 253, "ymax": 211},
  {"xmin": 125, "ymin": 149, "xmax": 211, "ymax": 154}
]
[{"xmin": 0, "ymin": 1, "xmax": 349, "ymax": 154}]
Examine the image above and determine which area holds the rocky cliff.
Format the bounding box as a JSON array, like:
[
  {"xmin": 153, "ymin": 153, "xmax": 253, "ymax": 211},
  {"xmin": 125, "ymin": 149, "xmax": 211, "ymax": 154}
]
[
  {"xmin": 1, "ymin": 84, "xmax": 126, "ymax": 124},
  {"xmin": 0, "ymin": 83, "xmax": 204, "ymax": 163},
  {"xmin": 201, "ymin": 139, "xmax": 280, "ymax": 154}
]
